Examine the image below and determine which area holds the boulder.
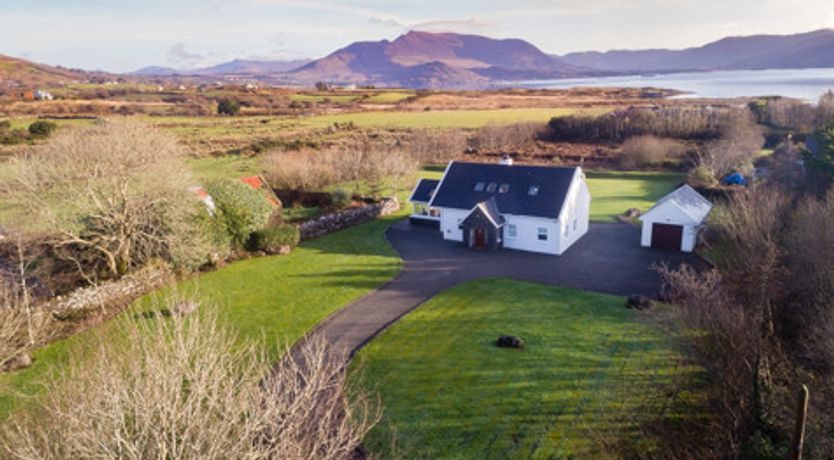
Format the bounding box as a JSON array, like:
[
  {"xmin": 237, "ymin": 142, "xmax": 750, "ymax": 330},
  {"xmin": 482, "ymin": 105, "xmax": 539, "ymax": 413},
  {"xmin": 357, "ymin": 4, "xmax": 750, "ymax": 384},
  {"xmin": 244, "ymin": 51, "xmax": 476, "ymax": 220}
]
[
  {"xmin": 2, "ymin": 352, "xmax": 32, "ymax": 372},
  {"xmin": 625, "ymin": 294, "xmax": 653, "ymax": 310},
  {"xmin": 623, "ymin": 208, "xmax": 642, "ymax": 219},
  {"xmin": 496, "ymin": 335, "xmax": 524, "ymax": 349}
]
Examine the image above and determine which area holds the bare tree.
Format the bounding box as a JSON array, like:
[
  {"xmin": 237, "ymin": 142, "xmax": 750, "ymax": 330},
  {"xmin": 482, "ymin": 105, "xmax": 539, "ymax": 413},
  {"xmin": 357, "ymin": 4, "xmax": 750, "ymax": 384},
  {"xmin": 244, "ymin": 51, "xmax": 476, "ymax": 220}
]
[
  {"xmin": 619, "ymin": 135, "xmax": 687, "ymax": 169},
  {"xmin": 2, "ymin": 300, "xmax": 380, "ymax": 459},
  {"xmin": 696, "ymin": 109, "xmax": 764, "ymax": 180},
  {"xmin": 5, "ymin": 120, "xmax": 211, "ymax": 281}
]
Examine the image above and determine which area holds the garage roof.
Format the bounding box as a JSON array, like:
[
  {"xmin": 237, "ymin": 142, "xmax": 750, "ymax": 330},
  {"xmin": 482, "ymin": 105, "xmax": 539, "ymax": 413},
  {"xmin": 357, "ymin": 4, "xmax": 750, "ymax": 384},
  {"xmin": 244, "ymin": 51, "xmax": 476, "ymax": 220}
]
[
  {"xmin": 644, "ymin": 184, "xmax": 712, "ymax": 223},
  {"xmin": 429, "ymin": 161, "xmax": 578, "ymax": 219},
  {"xmin": 409, "ymin": 178, "xmax": 440, "ymax": 203}
]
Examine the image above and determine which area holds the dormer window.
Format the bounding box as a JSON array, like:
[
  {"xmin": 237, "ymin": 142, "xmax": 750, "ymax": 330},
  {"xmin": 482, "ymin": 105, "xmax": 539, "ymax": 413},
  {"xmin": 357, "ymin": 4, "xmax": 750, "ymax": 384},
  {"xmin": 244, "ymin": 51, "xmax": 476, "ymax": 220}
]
[
  {"xmin": 486, "ymin": 182, "xmax": 497, "ymax": 193},
  {"xmin": 498, "ymin": 183, "xmax": 510, "ymax": 193},
  {"xmin": 474, "ymin": 182, "xmax": 485, "ymax": 192},
  {"xmin": 528, "ymin": 185, "xmax": 539, "ymax": 196}
]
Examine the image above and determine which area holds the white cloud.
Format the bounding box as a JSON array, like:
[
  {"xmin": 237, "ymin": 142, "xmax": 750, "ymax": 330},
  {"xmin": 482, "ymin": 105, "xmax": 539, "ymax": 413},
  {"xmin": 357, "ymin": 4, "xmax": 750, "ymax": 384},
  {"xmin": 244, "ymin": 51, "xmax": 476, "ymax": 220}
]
[
  {"xmin": 411, "ymin": 16, "xmax": 497, "ymax": 33},
  {"xmin": 830, "ymin": 11, "xmax": 834, "ymax": 26}
]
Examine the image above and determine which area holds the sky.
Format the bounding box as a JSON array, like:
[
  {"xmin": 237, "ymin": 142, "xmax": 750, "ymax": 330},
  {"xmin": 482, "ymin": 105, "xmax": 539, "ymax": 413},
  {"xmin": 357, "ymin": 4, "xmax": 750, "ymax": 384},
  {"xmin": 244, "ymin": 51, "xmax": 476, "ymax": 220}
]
[{"xmin": 2, "ymin": 0, "xmax": 834, "ymax": 73}]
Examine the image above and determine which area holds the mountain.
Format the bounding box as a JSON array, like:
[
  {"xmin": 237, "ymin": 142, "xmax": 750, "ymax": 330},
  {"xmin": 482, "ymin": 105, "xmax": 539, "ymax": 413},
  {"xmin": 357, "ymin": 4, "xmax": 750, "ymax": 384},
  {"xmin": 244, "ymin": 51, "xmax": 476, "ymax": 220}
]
[
  {"xmin": 130, "ymin": 59, "xmax": 310, "ymax": 77},
  {"xmin": 0, "ymin": 54, "xmax": 109, "ymax": 88},
  {"xmin": 290, "ymin": 30, "xmax": 581, "ymax": 88},
  {"xmin": 559, "ymin": 29, "xmax": 834, "ymax": 73}
]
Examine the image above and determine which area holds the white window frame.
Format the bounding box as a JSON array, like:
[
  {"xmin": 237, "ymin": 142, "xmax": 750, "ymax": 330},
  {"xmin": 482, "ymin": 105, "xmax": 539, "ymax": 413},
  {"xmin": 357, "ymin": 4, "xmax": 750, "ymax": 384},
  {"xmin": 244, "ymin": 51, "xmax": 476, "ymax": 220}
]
[
  {"xmin": 507, "ymin": 224, "xmax": 517, "ymax": 238},
  {"xmin": 537, "ymin": 227, "xmax": 548, "ymax": 241}
]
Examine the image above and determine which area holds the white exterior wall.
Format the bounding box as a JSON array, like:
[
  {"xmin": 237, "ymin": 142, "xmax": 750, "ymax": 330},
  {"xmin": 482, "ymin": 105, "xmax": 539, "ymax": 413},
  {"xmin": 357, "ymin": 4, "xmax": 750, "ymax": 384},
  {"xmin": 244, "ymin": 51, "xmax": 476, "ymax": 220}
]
[
  {"xmin": 503, "ymin": 215, "xmax": 560, "ymax": 255},
  {"xmin": 556, "ymin": 172, "xmax": 591, "ymax": 255},
  {"xmin": 640, "ymin": 201, "xmax": 700, "ymax": 252},
  {"xmin": 437, "ymin": 207, "xmax": 470, "ymax": 242}
]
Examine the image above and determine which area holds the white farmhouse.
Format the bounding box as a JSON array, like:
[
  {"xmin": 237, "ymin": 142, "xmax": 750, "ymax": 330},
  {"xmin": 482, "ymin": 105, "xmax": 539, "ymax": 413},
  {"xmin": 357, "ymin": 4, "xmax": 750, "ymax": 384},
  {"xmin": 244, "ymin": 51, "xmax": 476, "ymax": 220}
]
[
  {"xmin": 410, "ymin": 161, "xmax": 591, "ymax": 256},
  {"xmin": 640, "ymin": 184, "xmax": 712, "ymax": 252}
]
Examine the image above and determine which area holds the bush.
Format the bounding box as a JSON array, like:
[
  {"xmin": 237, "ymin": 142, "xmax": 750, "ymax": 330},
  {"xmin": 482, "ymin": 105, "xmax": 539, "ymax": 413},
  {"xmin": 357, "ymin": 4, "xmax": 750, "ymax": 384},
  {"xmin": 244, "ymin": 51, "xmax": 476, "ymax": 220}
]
[
  {"xmin": 1, "ymin": 302, "xmax": 379, "ymax": 459},
  {"xmin": 217, "ymin": 99, "xmax": 240, "ymax": 116},
  {"xmin": 619, "ymin": 135, "xmax": 687, "ymax": 169},
  {"xmin": 246, "ymin": 225, "xmax": 300, "ymax": 252},
  {"xmin": 330, "ymin": 188, "xmax": 352, "ymax": 209},
  {"xmin": 205, "ymin": 179, "xmax": 273, "ymax": 248},
  {"xmin": 27, "ymin": 120, "xmax": 57, "ymax": 139},
  {"xmin": 689, "ymin": 165, "xmax": 717, "ymax": 186}
]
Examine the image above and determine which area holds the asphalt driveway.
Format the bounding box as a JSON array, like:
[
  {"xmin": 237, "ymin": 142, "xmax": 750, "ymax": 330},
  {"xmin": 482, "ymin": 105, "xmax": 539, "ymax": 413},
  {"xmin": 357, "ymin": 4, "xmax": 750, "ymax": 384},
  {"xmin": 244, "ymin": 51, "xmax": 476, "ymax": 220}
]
[{"xmin": 310, "ymin": 220, "xmax": 703, "ymax": 360}]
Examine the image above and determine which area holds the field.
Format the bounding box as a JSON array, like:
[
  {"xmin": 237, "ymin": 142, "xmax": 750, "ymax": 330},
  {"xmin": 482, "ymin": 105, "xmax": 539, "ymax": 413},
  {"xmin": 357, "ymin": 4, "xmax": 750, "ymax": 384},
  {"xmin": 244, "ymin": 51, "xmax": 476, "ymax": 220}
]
[
  {"xmin": 354, "ymin": 279, "xmax": 692, "ymax": 459},
  {"xmin": 0, "ymin": 209, "xmax": 406, "ymax": 420},
  {"xmin": 585, "ymin": 171, "xmax": 685, "ymax": 221}
]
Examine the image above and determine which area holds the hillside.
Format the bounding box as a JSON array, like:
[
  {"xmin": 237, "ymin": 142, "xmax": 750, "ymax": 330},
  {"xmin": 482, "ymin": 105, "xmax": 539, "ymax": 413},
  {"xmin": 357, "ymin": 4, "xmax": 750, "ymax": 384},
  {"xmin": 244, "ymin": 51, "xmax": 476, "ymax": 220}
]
[
  {"xmin": 560, "ymin": 29, "xmax": 834, "ymax": 73},
  {"xmin": 0, "ymin": 54, "xmax": 107, "ymax": 89},
  {"xmin": 290, "ymin": 31, "xmax": 580, "ymax": 88},
  {"xmin": 132, "ymin": 59, "xmax": 310, "ymax": 77}
]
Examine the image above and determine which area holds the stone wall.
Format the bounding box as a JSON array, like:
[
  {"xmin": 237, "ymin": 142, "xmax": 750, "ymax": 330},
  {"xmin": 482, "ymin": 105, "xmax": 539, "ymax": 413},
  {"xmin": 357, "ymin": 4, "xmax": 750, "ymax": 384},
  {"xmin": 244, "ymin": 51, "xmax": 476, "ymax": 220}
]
[
  {"xmin": 46, "ymin": 265, "xmax": 172, "ymax": 320},
  {"xmin": 299, "ymin": 197, "xmax": 400, "ymax": 241}
]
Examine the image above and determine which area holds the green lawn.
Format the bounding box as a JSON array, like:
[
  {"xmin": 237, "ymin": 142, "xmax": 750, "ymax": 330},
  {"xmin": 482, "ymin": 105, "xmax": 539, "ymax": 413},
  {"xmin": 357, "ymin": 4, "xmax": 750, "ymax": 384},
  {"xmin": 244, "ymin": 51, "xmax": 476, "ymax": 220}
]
[
  {"xmin": 0, "ymin": 210, "xmax": 406, "ymax": 421},
  {"xmin": 585, "ymin": 171, "xmax": 684, "ymax": 222},
  {"xmin": 354, "ymin": 279, "xmax": 691, "ymax": 459}
]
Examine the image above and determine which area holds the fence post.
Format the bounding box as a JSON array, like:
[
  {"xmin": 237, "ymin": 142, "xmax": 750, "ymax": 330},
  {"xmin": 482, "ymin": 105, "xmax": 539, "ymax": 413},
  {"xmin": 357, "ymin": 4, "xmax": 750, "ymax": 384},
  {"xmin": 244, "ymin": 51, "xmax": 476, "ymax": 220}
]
[{"xmin": 788, "ymin": 384, "xmax": 809, "ymax": 460}]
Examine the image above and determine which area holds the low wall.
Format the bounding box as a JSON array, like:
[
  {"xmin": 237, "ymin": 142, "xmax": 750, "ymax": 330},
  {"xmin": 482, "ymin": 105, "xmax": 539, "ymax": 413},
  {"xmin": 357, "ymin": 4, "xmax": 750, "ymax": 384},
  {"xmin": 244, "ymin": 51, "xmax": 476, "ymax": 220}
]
[{"xmin": 299, "ymin": 197, "xmax": 400, "ymax": 241}]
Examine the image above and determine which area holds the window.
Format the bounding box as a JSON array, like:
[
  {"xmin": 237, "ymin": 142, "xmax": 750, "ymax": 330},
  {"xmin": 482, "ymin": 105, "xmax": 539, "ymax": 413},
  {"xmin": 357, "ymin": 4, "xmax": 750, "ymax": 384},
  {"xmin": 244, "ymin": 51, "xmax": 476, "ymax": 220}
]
[
  {"xmin": 528, "ymin": 185, "xmax": 539, "ymax": 196},
  {"xmin": 498, "ymin": 183, "xmax": 510, "ymax": 193},
  {"xmin": 507, "ymin": 224, "xmax": 517, "ymax": 238},
  {"xmin": 486, "ymin": 182, "xmax": 497, "ymax": 193},
  {"xmin": 474, "ymin": 182, "xmax": 486, "ymax": 192},
  {"xmin": 537, "ymin": 227, "xmax": 548, "ymax": 241}
]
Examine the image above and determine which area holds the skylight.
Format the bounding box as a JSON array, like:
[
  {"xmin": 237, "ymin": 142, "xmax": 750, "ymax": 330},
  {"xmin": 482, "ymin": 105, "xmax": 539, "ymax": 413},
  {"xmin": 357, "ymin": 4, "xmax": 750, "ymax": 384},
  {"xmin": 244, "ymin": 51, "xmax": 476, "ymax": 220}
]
[
  {"xmin": 486, "ymin": 182, "xmax": 497, "ymax": 193},
  {"xmin": 528, "ymin": 185, "xmax": 539, "ymax": 196},
  {"xmin": 474, "ymin": 182, "xmax": 485, "ymax": 192},
  {"xmin": 498, "ymin": 183, "xmax": 510, "ymax": 193}
]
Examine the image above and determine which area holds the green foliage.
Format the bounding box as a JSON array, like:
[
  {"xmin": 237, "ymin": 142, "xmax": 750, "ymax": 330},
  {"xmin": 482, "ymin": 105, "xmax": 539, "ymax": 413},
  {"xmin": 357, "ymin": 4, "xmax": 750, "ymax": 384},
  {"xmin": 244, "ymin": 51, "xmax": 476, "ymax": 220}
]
[
  {"xmin": 27, "ymin": 120, "xmax": 57, "ymax": 139},
  {"xmin": 804, "ymin": 123, "xmax": 834, "ymax": 190},
  {"xmin": 741, "ymin": 431, "xmax": 787, "ymax": 460},
  {"xmin": 216, "ymin": 99, "xmax": 241, "ymax": 116},
  {"xmin": 329, "ymin": 188, "xmax": 351, "ymax": 209},
  {"xmin": 246, "ymin": 225, "xmax": 300, "ymax": 252},
  {"xmin": 205, "ymin": 179, "xmax": 272, "ymax": 248}
]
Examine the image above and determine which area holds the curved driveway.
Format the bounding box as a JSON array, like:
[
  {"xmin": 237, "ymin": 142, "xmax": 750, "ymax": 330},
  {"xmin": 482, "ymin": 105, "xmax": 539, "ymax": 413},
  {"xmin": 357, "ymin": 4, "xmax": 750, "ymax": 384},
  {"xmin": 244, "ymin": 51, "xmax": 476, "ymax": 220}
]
[{"xmin": 310, "ymin": 220, "xmax": 703, "ymax": 360}]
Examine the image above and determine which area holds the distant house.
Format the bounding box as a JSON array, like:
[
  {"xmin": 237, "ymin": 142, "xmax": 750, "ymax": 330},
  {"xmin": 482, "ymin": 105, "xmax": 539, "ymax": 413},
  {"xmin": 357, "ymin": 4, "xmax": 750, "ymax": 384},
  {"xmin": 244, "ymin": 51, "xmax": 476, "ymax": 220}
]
[
  {"xmin": 239, "ymin": 175, "xmax": 281, "ymax": 208},
  {"xmin": 410, "ymin": 160, "xmax": 591, "ymax": 255},
  {"xmin": 640, "ymin": 185, "xmax": 712, "ymax": 252},
  {"xmin": 33, "ymin": 89, "xmax": 53, "ymax": 101}
]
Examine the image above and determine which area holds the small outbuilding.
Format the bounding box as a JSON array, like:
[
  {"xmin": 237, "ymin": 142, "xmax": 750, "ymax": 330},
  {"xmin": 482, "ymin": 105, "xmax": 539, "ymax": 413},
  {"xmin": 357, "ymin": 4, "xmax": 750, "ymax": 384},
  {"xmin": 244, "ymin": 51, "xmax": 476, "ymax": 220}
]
[
  {"xmin": 641, "ymin": 185, "xmax": 712, "ymax": 252},
  {"xmin": 408, "ymin": 178, "xmax": 441, "ymax": 227}
]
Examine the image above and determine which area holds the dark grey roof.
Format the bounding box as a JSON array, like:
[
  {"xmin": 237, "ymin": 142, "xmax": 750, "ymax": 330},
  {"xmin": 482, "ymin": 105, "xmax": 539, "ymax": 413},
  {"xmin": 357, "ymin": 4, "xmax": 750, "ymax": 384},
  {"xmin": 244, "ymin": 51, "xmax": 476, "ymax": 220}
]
[
  {"xmin": 429, "ymin": 161, "xmax": 578, "ymax": 219},
  {"xmin": 409, "ymin": 178, "xmax": 440, "ymax": 203},
  {"xmin": 462, "ymin": 197, "xmax": 505, "ymax": 228}
]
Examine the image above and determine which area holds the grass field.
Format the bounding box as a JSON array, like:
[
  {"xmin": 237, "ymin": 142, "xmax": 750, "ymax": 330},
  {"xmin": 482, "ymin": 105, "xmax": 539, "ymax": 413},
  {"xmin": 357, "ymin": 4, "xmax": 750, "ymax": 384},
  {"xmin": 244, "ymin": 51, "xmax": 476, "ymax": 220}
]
[
  {"xmin": 585, "ymin": 170, "xmax": 684, "ymax": 221},
  {"xmin": 0, "ymin": 208, "xmax": 407, "ymax": 421},
  {"xmin": 354, "ymin": 279, "xmax": 691, "ymax": 459}
]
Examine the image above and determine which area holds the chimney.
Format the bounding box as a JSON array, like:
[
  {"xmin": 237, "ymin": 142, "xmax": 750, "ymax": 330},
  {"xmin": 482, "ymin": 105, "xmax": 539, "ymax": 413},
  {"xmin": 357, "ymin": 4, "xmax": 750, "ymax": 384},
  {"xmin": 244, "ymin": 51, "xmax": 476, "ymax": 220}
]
[{"xmin": 499, "ymin": 154, "xmax": 513, "ymax": 166}]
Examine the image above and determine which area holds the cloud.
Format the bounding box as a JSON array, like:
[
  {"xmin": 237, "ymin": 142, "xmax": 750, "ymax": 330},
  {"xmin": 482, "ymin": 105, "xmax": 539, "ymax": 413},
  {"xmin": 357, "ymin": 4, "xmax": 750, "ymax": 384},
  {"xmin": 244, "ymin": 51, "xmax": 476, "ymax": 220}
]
[
  {"xmin": 411, "ymin": 16, "xmax": 497, "ymax": 33},
  {"xmin": 167, "ymin": 43, "xmax": 205, "ymax": 68},
  {"xmin": 830, "ymin": 11, "xmax": 834, "ymax": 26}
]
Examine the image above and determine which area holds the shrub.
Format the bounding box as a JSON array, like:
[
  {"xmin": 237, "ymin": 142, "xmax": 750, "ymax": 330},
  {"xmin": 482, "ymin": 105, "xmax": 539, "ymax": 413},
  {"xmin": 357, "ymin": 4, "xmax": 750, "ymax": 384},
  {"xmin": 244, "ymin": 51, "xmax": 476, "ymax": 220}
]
[
  {"xmin": 217, "ymin": 99, "xmax": 241, "ymax": 116},
  {"xmin": 6, "ymin": 120, "xmax": 212, "ymax": 278},
  {"xmin": 205, "ymin": 179, "xmax": 273, "ymax": 248},
  {"xmin": 619, "ymin": 135, "xmax": 687, "ymax": 169},
  {"xmin": 246, "ymin": 225, "xmax": 300, "ymax": 252},
  {"xmin": 1, "ymin": 301, "xmax": 380, "ymax": 459},
  {"xmin": 689, "ymin": 165, "xmax": 717, "ymax": 186},
  {"xmin": 27, "ymin": 120, "xmax": 57, "ymax": 139},
  {"xmin": 330, "ymin": 188, "xmax": 352, "ymax": 209}
]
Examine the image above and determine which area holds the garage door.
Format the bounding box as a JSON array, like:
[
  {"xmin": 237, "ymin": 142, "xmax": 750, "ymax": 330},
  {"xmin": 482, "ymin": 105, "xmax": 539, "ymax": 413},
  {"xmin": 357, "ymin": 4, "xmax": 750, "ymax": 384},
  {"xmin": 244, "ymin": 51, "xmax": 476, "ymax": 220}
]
[{"xmin": 651, "ymin": 223, "xmax": 683, "ymax": 251}]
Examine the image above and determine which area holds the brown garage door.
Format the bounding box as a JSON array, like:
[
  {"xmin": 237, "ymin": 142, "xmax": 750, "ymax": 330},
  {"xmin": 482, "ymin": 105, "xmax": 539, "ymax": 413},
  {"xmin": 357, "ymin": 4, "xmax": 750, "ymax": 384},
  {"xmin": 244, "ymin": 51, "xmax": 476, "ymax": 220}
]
[{"xmin": 651, "ymin": 223, "xmax": 683, "ymax": 251}]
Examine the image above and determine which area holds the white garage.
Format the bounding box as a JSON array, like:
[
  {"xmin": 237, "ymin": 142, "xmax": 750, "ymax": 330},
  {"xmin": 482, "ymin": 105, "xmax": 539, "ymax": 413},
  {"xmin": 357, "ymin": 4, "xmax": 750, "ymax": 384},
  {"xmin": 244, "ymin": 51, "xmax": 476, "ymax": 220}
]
[{"xmin": 641, "ymin": 185, "xmax": 712, "ymax": 252}]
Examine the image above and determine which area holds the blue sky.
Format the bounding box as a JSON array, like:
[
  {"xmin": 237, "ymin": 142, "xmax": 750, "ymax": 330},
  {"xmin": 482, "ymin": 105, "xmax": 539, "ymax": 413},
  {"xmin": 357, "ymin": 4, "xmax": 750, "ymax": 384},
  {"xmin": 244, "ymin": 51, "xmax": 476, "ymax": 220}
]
[{"xmin": 2, "ymin": 0, "xmax": 834, "ymax": 72}]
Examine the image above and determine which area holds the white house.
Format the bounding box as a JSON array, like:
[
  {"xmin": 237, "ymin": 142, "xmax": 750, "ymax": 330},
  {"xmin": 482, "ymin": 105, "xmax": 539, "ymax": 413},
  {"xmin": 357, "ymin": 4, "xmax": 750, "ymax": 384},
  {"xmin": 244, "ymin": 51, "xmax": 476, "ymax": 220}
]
[
  {"xmin": 410, "ymin": 160, "xmax": 591, "ymax": 256},
  {"xmin": 641, "ymin": 184, "xmax": 712, "ymax": 252}
]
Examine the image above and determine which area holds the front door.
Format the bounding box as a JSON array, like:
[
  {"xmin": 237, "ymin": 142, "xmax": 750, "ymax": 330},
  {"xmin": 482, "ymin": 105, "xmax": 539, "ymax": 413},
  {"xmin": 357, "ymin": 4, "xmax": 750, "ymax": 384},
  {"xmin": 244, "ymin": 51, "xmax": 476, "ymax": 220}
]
[{"xmin": 473, "ymin": 228, "xmax": 486, "ymax": 249}]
